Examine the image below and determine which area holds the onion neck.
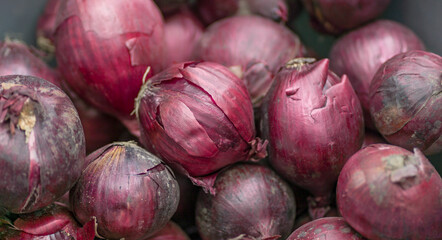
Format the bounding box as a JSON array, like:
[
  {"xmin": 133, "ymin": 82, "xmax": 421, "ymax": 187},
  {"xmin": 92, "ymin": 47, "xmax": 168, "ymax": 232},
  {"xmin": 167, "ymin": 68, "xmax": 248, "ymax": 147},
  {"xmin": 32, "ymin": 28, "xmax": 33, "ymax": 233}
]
[{"xmin": 383, "ymin": 154, "xmax": 420, "ymax": 189}]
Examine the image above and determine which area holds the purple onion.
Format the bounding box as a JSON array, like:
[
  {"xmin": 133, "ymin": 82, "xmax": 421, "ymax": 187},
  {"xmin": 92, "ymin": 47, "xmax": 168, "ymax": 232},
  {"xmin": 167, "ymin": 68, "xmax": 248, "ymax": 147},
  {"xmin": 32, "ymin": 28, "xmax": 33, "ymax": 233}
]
[{"xmin": 287, "ymin": 217, "xmax": 363, "ymax": 240}]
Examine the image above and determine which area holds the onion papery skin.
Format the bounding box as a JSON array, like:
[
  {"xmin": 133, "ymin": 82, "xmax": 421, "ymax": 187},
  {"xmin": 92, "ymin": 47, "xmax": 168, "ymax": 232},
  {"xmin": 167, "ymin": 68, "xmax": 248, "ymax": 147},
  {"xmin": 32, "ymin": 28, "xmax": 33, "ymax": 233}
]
[
  {"xmin": 136, "ymin": 61, "xmax": 265, "ymax": 178},
  {"xmin": 302, "ymin": 0, "xmax": 390, "ymax": 35},
  {"xmin": 36, "ymin": 0, "xmax": 61, "ymax": 54},
  {"xmin": 196, "ymin": 15, "xmax": 304, "ymax": 106},
  {"xmin": 163, "ymin": 9, "xmax": 204, "ymax": 68},
  {"xmin": 337, "ymin": 144, "xmax": 442, "ymax": 240},
  {"xmin": 0, "ymin": 40, "xmax": 61, "ymax": 87},
  {"xmin": 54, "ymin": 0, "xmax": 164, "ymax": 120},
  {"xmin": 195, "ymin": 164, "xmax": 296, "ymax": 240},
  {"xmin": 287, "ymin": 217, "xmax": 364, "ymax": 240},
  {"xmin": 262, "ymin": 58, "xmax": 364, "ymax": 218},
  {"xmin": 369, "ymin": 50, "xmax": 442, "ymax": 155},
  {"xmin": 145, "ymin": 221, "xmax": 190, "ymax": 240},
  {"xmin": 70, "ymin": 142, "xmax": 179, "ymax": 240},
  {"xmin": 329, "ymin": 20, "xmax": 425, "ymax": 128},
  {"xmin": 0, "ymin": 75, "xmax": 85, "ymax": 214}
]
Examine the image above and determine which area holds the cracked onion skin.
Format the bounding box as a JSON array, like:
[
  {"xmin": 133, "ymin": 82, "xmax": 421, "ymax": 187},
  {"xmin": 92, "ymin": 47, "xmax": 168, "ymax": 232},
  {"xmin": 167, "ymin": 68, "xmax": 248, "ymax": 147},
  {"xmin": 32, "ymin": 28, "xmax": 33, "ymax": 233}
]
[
  {"xmin": 329, "ymin": 20, "xmax": 425, "ymax": 128},
  {"xmin": 369, "ymin": 50, "xmax": 442, "ymax": 155},
  {"xmin": 70, "ymin": 142, "xmax": 179, "ymax": 240},
  {"xmin": 287, "ymin": 217, "xmax": 364, "ymax": 240},
  {"xmin": 262, "ymin": 58, "xmax": 364, "ymax": 219},
  {"xmin": 337, "ymin": 144, "xmax": 442, "ymax": 240},
  {"xmin": 136, "ymin": 61, "xmax": 266, "ymax": 179},
  {"xmin": 54, "ymin": 0, "xmax": 164, "ymax": 120},
  {"xmin": 196, "ymin": 15, "xmax": 305, "ymax": 107},
  {"xmin": 0, "ymin": 75, "xmax": 85, "ymax": 214},
  {"xmin": 195, "ymin": 164, "xmax": 296, "ymax": 240}
]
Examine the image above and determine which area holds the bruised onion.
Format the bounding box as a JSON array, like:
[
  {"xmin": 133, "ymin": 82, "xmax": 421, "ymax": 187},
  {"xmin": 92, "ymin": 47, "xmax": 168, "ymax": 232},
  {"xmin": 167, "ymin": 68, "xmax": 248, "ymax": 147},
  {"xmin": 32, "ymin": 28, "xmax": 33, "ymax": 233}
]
[
  {"xmin": 337, "ymin": 144, "xmax": 442, "ymax": 240},
  {"xmin": 146, "ymin": 221, "xmax": 190, "ymax": 240},
  {"xmin": 54, "ymin": 0, "xmax": 164, "ymax": 121},
  {"xmin": 196, "ymin": 164, "xmax": 296, "ymax": 240},
  {"xmin": 70, "ymin": 142, "xmax": 179, "ymax": 240},
  {"xmin": 329, "ymin": 20, "xmax": 425, "ymax": 128},
  {"xmin": 302, "ymin": 0, "xmax": 391, "ymax": 35},
  {"xmin": 369, "ymin": 50, "xmax": 442, "ymax": 155},
  {"xmin": 163, "ymin": 9, "xmax": 204, "ymax": 68},
  {"xmin": 287, "ymin": 217, "xmax": 363, "ymax": 240},
  {"xmin": 262, "ymin": 58, "xmax": 364, "ymax": 219},
  {"xmin": 136, "ymin": 62, "xmax": 266, "ymax": 185},
  {"xmin": 196, "ymin": 15, "xmax": 305, "ymax": 106},
  {"xmin": 0, "ymin": 75, "xmax": 85, "ymax": 214},
  {"xmin": 36, "ymin": 0, "xmax": 60, "ymax": 54},
  {"xmin": 0, "ymin": 40, "xmax": 60, "ymax": 87}
]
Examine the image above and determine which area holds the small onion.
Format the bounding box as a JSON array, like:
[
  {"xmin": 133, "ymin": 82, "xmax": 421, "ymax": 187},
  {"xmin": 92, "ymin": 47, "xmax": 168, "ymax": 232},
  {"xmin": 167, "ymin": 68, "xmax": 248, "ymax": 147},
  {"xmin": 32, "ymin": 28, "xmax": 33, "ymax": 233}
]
[
  {"xmin": 36, "ymin": 0, "xmax": 61, "ymax": 54},
  {"xmin": 70, "ymin": 142, "xmax": 179, "ymax": 240},
  {"xmin": 302, "ymin": 0, "xmax": 391, "ymax": 35},
  {"xmin": 0, "ymin": 75, "xmax": 85, "ymax": 214},
  {"xmin": 136, "ymin": 62, "xmax": 266, "ymax": 183},
  {"xmin": 329, "ymin": 20, "xmax": 425, "ymax": 128},
  {"xmin": 195, "ymin": 164, "xmax": 296, "ymax": 240},
  {"xmin": 196, "ymin": 15, "xmax": 305, "ymax": 106},
  {"xmin": 262, "ymin": 58, "xmax": 364, "ymax": 219},
  {"xmin": 146, "ymin": 221, "xmax": 190, "ymax": 240},
  {"xmin": 337, "ymin": 144, "xmax": 442, "ymax": 239},
  {"xmin": 369, "ymin": 50, "xmax": 442, "ymax": 155},
  {"xmin": 287, "ymin": 217, "xmax": 364, "ymax": 240}
]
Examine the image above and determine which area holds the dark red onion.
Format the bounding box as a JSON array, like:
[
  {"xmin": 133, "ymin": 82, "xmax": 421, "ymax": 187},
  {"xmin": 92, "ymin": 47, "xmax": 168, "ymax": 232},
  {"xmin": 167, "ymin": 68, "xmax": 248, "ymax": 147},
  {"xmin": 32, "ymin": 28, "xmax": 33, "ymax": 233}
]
[
  {"xmin": 146, "ymin": 221, "xmax": 190, "ymax": 240},
  {"xmin": 197, "ymin": 0, "xmax": 288, "ymax": 25},
  {"xmin": 302, "ymin": 0, "xmax": 391, "ymax": 35},
  {"xmin": 369, "ymin": 50, "xmax": 442, "ymax": 155},
  {"xmin": 362, "ymin": 130, "xmax": 386, "ymax": 148},
  {"xmin": 262, "ymin": 58, "xmax": 364, "ymax": 219},
  {"xmin": 0, "ymin": 40, "xmax": 60, "ymax": 87},
  {"xmin": 195, "ymin": 164, "xmax": 296, "ymax": 240},
  {"xmin": 54, "ymin": 0, "xmax": 164, "ymax": 121},
  {"xmin": 337, "ymin": 144, "xmax": 442, "ymax": 239},
  {"xmin": 196, "ymin": 15, "xmax": 305, "ymax": 106},
  {"xmin": 0, "ymin": 75, "xmax": 85, "ymax": 214},
  {"xmin": 329, "ymin": 20, "xmax": 425, "ymax": 128},
  {"xmin": 163, "ymin": 9, "xmax": 204, "ymax": 68},
  {"xmin": 36, "ymin": 0, "xmax": 61, "ymax": 54},
  {"xmin": 70, "ymin": 142, "xmax": 179, "ymax": 240},
  {"xmin": 136, "ymin": 62, "xmax": 266, "ymax": 184},
  {"xmin": 287, "ymin": 217, "xmax": 364, "ymax": 240}
]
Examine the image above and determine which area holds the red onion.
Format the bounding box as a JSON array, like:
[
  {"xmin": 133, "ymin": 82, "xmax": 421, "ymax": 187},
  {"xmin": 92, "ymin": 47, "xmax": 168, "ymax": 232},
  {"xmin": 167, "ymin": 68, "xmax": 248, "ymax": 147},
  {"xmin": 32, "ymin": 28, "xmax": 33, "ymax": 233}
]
[
  {"xmin": 195, "ymin": 164, "xmax": 296, "ymax": 240},
  {"xmin": 329, "ymin": 20, "xmax": 425, "ymax": 128},
  {"xmin": 369, "ymin": 50, "xmax": 442, "ymax": 155},
  {"xmin": 196, "ymin": 15, "xmax": 305, "ymax": 106},
  {"xmin": 146, "ymin": 221, "xmax": 190, "ymax": 240},
  {"xmin": 163, "ymin": 9, "xmax": 204, "ymax": 68},
  {"xmin": 337, "ymin": 144, "xmax": 442, "ymax": 239},
  {"xmin": 0, "ymin": 40, "xmax": 60, "ymax": 87},
  {"xmin": 302, "ymin": 0, "xmax": 391, "ymax": 35},
  {"xmin": 197, "ymin": 0, "xmax": 289, "ymax": 25},
  {"xmin": 262, "ymin": 58, "xmax": 364, "ymax": 219},
  {"xmin": 0, "ymin": 204, "xmax": 95, "ymax": 240},
  {"xmin": 135, "ymin": 62, "xmax": 266, "ymax": 186},
  {"xmin": 70, "ymin": 142, "xmax": 179, "ymax": 240},
  {"xmin": 36, "ymin": 0, "xmax": 60, "ymax": 54},
  {"xmin": 0, "ymin": 75, "xmax": 85, "ymax": 214},
  {"xmin": 54, "ymin": 0, "xmax": 164, "ymax": 121},
  {"xmin": 287, "ymin": 217, "xmax": 364, "ymax": 240}
]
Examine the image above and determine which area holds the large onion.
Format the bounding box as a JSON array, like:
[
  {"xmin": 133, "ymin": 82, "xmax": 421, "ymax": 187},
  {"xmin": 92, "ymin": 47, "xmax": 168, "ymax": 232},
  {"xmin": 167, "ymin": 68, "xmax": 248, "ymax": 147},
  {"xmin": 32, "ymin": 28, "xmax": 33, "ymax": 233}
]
[{"xmin": 0, "ymin": 75, "xmax": 85, "ymax": 214}]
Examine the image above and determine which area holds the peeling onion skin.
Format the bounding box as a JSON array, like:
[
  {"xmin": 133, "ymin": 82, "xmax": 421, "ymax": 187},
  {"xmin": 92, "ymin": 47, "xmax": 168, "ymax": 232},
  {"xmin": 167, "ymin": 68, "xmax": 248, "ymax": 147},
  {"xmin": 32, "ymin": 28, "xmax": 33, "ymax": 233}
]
[
  {"xmin": 70, "ymin": 142, "xmax": 179, "ymax": 240},
  {"xmin": 262, "ymin": 58, "xmax": 364, "ymax": 219},
  {"xmin": 54, "ymin": 0, "xmax": 164, "ymax": 119},
  {"xmin": 36, "ymin": 0, "xmax": 61, "ymax": 54},
  {"xmin": 196, "ymin": 15, "xmax": 305, "ymax": 107},
  {"xmin": 136, "ymin": 61, "xmax": 266, "ymax": 178},
  {"xmin": 0, "ymin": 40, "xmax": 61, "ymax": 87},
  {"xmin": 287, "ymin": 217, "xmax": 364, "ymax": 240},
  {"xmin": 337, "ymin": 144, "xmax": 442, "ymax": 240},
  {"xmin": 145, "ymin": 221, "xmax": 190, "ymax": 240},
  {"xmin": 329, "ymin": 20, "xmax": 425, "ymax": 128},
  {"xmin": 0, "ymin": 75, "xmax": 85, "ymax": 214},
  {"xmin": 195, "ymin": 164, "xmax": 296, "ymax": 240},
  {"xmin": 369, "ymin": 50, "xmax": 442, "ymax": 155},
  {"xmin": 302, "ymin": 0, "xmax": 391, "ymax": 35}
]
